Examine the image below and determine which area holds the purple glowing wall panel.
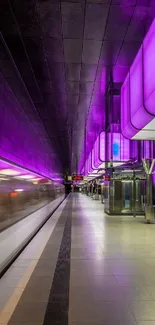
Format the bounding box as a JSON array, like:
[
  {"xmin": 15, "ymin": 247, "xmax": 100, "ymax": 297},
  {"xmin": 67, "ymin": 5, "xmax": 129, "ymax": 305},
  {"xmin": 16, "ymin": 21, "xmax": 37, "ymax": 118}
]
[
  {"xmin": 143, "ymin": 19, "xmax": 155, "ymax": 114},
  {"xmin": 113, "ymin": 133, "xmax": 121, "ymax": 161},
  {"xmin": 107, "ymin": 133, "xmax": 130, "ymax": 162},
  {"xmin": 0, "ymin": 158, "xmax": 44, "ymax": 179},
  {"xmin": 88, "ymin": 154, "xmax": 91, "ymax": 174},
  {"xmin": 141, "ymin": 140, "xmax": 153, "ymax": 159},
  {"xmin": 120, "ymin": 135, "xmax": 130, "ymax": 161},
  {"xmin": 121, "ymin": 75, "xmax": 136, "ymax": 138},
  {"xmin": 91, "ymin": 149, "xmax": 96, "ymax": 170},
  {"xmin": 89, "ymin": 152, "xmax": 93, "ymax": 173},
  {"xmin": 99, "ymin": 132, "xmax": 105, "ymax": 162},
  {"xmin": 94, "ymin": 136, "xmax": 102, "ymax": 168},
  {"xmin": 130, "ymin": 46, "xmax": 152, "ymax": 129},
  {"xmin": 0, "ymin": 73, "xmax": 60, "ymax": 179},
  {"xmin": 130, "ymin": 141, "xmax": 138, "ymax": 160},
  {"xmin": 121, "ymin": 18, "xmax": 155, "ymax": 139},
  {"xmin": 85, "ymin": 159, "xmax": 89, "ymax": 175},
  {"xmin": 142, "ymin": 141, "xmax": 150, "ymax": 159}
]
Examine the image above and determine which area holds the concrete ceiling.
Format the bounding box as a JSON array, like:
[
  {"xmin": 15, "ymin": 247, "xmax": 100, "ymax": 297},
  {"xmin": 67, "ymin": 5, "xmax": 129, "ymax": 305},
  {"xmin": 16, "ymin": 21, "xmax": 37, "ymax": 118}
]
[{"xmin": 0, "ymin": 0, "xmax": 155, "ymax": 173}]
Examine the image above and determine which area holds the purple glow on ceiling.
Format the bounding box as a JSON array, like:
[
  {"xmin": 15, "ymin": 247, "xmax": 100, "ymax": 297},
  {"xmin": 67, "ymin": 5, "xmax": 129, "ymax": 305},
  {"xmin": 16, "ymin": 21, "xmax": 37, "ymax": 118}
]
[
  {"xmin": 100, "ymin": 68, "xmax": 106, "ymax": 95},
  {"xmin": 78, "ymin": 67, "xmax": 106, "ymax": 173},
  {"xmin": 113, "ymin": 66, "xmax": 129, "ymax": 83}
]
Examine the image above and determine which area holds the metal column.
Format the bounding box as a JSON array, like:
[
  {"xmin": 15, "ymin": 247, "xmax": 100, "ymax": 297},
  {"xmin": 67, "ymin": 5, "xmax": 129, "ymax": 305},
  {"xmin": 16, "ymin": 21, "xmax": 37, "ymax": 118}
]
[{"xmin": 142, "ymin": 159, "xmax": 155, "ymax": 223}]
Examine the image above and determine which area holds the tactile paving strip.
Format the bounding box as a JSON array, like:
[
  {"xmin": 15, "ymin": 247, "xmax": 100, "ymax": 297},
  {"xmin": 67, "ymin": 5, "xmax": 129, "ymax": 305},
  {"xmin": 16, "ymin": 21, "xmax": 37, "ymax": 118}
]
[{"xmin": 42, "ymin": 200, "xmax": 72, "ymax": 325}]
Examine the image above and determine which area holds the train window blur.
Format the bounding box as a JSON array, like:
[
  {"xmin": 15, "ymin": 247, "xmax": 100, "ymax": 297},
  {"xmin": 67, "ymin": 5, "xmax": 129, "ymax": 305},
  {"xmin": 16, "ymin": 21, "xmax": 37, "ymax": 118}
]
[{"xmin": 0, "ymin": 160, "xmax": 64, "ymax": 231}]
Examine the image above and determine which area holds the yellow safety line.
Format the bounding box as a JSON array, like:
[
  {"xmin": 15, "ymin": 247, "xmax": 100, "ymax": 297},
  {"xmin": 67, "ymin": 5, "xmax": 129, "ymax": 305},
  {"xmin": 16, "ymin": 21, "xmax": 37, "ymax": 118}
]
[{"xmin": 0, "ymin": 227, "xmax": 56, "ymax": 325}]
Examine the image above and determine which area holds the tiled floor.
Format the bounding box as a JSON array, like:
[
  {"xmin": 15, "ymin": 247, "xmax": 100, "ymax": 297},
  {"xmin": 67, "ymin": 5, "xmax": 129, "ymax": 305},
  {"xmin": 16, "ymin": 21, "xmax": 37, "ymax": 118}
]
[{"xmin": 0, "ymin": 193, "xmax": 155, "ymax": 324}]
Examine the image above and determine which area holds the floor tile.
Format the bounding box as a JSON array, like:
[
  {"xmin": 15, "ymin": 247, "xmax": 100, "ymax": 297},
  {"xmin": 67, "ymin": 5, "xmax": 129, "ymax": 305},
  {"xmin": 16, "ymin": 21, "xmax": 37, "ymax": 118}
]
[
  {"xmin": 0, "ymin": 276, "xmax": 29, "ymax": 288},
  {"xmin": 137, "ymin": 321, "xmax": 155, "ymax": 325},
  {"xmin": 18, "ymin": 284, "xmax": 51, "ymax": 303},
  {"xmin": 121, "ymin": 286, "xmax": 152, "ymax": 301},
  {"xmin": 96, "ymin": 301, "xmax": 136, "ymax": 322},
  {"xmin": 116, "ymin": 275, "xmax": 143, "ymax": 286},
  {"xmin": 92, "ymin": 286, "xmax": 125, "ymax": 301},
  {"xmin": 146, "ymin": 286, "xmax": 155, "ymax": 299},
  {"xmin": 9, "ymin": 302, "xmax": 47, "ymax": 323},
  {"xmin": 12, "ymin": 259, "xmax": 36, "ymax": 268},
  {"xmin": 130, "ymin": 301, "xmax": 155, "ymax": 321},
  {"xmin": 9, "ymin": 322, "xmax": 43, "ymax": 325},
  {"xmin": 69, "ymin": 322, "xmax": 137, "ymax": 325},
  {"xmin": 91, "ymin": 275, "xmax": 119, "ymax": 287},
  {"xmin": 2, "ymin": 194, "xmax": 155, "ymax": 325},
  {"xmin": 3, "ymin": 267, "xmax": 27, "ymax": 278}
]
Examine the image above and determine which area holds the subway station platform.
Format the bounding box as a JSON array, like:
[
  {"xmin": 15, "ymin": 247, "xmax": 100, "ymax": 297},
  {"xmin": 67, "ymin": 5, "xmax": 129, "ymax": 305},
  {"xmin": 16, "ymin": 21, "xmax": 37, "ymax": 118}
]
[{"xmin": 1, "ymin": 194, "xmax": 155, "ymax": 325}]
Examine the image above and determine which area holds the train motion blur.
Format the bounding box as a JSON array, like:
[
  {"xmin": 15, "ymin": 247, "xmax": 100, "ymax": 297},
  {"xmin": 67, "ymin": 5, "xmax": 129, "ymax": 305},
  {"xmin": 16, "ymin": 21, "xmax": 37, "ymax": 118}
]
[{"xmin": 0, "ymin": 158, "xmax": 64, "ymax": 231}]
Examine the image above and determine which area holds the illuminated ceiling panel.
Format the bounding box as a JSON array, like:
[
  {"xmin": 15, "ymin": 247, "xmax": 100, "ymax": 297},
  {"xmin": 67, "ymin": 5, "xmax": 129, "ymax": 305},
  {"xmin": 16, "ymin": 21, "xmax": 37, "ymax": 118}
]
[{"xmin": 121, "ymin": 18, "xmax": 155, "ymax": 140}]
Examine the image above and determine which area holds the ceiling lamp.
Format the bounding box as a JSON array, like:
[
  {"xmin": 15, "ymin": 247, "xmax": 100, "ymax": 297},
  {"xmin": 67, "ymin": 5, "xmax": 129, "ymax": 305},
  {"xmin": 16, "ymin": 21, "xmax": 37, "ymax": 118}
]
[{"xmin": 0, "ymin": 169, "xmax": 20, "ymax": 176}]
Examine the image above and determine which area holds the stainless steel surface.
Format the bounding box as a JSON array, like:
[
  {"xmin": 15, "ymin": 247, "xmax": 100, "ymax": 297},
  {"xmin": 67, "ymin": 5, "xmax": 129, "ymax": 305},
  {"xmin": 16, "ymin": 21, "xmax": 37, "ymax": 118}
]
[
  {"xmin": 105, "ymin": 178, "xmax": 145, "ymax": 215},
  {"xmin": 142, "ymin": 159, "xmax": 155, "ymax": 223},
  {"xmin": 145, "ymin": 174, "xmax": 154, "ymax": 223}
]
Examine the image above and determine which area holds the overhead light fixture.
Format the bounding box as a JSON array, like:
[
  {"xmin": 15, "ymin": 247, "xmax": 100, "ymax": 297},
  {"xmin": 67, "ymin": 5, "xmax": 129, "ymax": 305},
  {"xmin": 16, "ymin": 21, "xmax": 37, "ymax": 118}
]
[
  {"xmin": 0, "ymin": 169, "xmax": 20, "ymax": 176},
  {"xmin": 16, "ymin": 175, "xmax": 35, "ymax": 179},
  {"xmin": 15, "ymin": 189, "xmax": 24, "ymax": 192}
]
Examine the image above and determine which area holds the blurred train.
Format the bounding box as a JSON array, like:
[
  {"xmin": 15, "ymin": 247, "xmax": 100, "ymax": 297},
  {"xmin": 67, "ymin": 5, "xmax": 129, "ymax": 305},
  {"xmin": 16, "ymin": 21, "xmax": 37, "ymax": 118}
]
[{"xmin": 0, "ymin": 159, "xmax": 64, "ymax": 231}]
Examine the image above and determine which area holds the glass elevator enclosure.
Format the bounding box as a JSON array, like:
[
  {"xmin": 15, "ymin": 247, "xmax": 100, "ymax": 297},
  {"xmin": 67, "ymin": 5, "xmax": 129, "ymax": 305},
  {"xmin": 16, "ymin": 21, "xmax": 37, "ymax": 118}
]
[{"xmin": 104, "ymin": 171, "xmax": 146, "ymax": 215}]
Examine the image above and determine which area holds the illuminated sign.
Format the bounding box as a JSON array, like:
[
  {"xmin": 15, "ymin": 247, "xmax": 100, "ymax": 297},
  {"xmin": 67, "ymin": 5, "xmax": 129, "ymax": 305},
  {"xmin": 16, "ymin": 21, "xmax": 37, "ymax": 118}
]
[
  {"xmin": 113, "ymin": 142, "xmax": 120, "ymax": 156},
  {"xmin": 72, "ymin": 175, "xmax": 83, "ymax": 181},
  {"xmin": 105, "ymin": 176, "xmax": 110, "ymax": 181}
]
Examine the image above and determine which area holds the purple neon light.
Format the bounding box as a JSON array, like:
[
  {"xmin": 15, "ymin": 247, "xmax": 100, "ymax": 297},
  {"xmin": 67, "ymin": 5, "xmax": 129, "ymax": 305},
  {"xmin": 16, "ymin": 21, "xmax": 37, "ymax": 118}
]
[
  {"xmin": 85, "ymin": 158, "xmax": 88, "ymax": 176},
  {"xmin": 92, "ymin": 149, "xmax": 97, "ymax": 170},
  {"xmin": 88, "ymin": 154, "xmax": 91, "ymax": 174},
  {"xmin": 99, "ymin": 131, "xmax": 130, "ymax": 163},
  {"xmin": 94, "ymin": 136, "xmax": 102, "ymax": 168},
  {"xmin": 121, "ymin": 18, "xmax": 155, "ymax": 139},
  {"xmin": 0, "ymin": 72, "xmax": 62, "ymax": 180},
  {"xmin": 141, "ymin": 140, "xmax": 153, "ymax": 159},
  {"xmin": 0, "ymin": 158, "xmax": 47, "ymax": 180},
  {"xmin": 130, "ymin": 141, "xmax": 138, "ymax": 160},
  {"xmin": 130, "ymin": 46, "xmax": 152, "ymax": 129},
  {"xmin": 143, "ymin": 19, "xmax": 155, "ymax": 115},
  {"xmin": 88, "ymin": 152, "xmax": 93, "ymax": 174},
  {"xmin": 107, "ymin": 133, "xmax": 127, "ymax": 162},
  {"xmin": 121, "ymin": 75, "xmax": 136, "ymax": 139},
  {"xmin": 99, "ymin": 132, "xmax": 105, "ymax": 162}
]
